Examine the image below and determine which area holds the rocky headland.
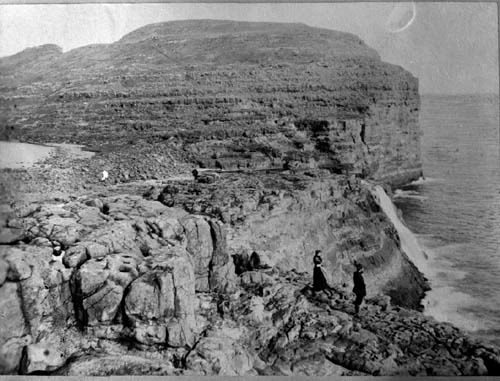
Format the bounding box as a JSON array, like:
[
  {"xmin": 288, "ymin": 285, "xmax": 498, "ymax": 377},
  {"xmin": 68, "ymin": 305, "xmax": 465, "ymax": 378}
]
[{"xmin": 0, "ymin": 20, "xmax": 499, "ymax": 376}]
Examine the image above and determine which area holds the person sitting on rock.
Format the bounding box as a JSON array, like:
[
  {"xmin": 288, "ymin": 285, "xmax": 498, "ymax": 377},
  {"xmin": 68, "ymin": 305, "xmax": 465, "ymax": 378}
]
[
  {"xmin": 312, "ymin": 250, "xmax": 334, "ymax": 297},
  {"xmin": 353, "ymin": 262, "xmax": 366, "ymax": 314}
]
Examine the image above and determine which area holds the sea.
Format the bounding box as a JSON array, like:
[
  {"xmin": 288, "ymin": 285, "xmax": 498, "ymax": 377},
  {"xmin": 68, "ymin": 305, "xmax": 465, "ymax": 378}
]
[
  {"xmin": 0, "ymin": 141, "xmax": 55, "ymax": 169},
  {"xmin": 0, "ymin": 141, "xmax": 94, "ymax": 169},
  {"xmin": 393, "ymin": 94, "xmax": 500, "ymax": 347}
]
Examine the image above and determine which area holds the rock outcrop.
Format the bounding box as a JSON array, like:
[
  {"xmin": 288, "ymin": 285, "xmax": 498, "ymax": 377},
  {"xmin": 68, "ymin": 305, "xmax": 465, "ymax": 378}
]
[
  {"xmin": 154, "ymin": 171, "xmax": 429, "ymax": 308},
  {"xmin": 0, "ymin": 182, "xmax": 498, "ymax": 375}
]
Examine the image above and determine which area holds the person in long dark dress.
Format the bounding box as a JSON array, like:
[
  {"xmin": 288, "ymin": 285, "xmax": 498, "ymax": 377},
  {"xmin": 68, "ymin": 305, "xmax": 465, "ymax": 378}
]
[
  {"xmin": 353, "ymin": 262, "xmax": 366, "ymax": 314},
  {"xmin": 312, "ymin": 250, "xmax": 334, "ymax": 297}
]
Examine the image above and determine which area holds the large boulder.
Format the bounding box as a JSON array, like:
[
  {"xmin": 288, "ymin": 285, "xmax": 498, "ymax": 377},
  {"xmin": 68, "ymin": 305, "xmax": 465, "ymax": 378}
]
[
  {"xmin": 125, "ymin": 246, "xmax": 196, "ymax": 347},
  {"xmin": 208, "ymin": 220, "xmax": 236, "ymax": 293},
  {"xmin": 1, "ymin": 246, "xmax": 73, "ymax": 339},
  {"xmin": 0, "ymin": 281, "xmax": 29, "ymax": 374},
  {"xmin": 0, "ymin": 245, "xmax": 74, "ymax": 374},
  {"xmin": 71, "ymin": 253, "xmax": 140, "ymax": 326},
  {"xmin": 181, "ymin": 216, "xmax": 213, "ymax": 292}
]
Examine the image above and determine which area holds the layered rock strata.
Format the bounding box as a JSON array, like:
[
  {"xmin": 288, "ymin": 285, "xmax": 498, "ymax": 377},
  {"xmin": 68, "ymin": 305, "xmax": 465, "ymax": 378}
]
[{"xmin": 0, "ymin": 20, "xmax": 421, "ymax": 186}]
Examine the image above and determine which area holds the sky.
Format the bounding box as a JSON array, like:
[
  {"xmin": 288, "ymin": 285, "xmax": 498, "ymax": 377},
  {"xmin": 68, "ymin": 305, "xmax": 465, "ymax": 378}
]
[{"xmin": 0, "ymin": 2, "xmax": 497, "ymax": 94}]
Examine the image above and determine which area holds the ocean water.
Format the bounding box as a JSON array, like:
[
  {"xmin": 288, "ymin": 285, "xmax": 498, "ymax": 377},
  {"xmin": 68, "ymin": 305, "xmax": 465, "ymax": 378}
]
[
  {"xmin": 0, "ymin": 141, "xmax": 94, "ymax": 169},
  {"xmin": 0, "ymin": 141, "xmax": 55, "ymax": 169},
  {"xmin": 393, "ymin": 94, "xmax": 500, "ymax": 347}
]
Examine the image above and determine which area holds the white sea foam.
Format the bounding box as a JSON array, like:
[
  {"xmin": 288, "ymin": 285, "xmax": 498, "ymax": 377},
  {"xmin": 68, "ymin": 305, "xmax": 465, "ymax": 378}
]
[
  {"xmin": 409, "ymin": 176, "xmax": 441, "ymax": 185},
  {"xmin": 373, "ymin": 185, "xmax": 429, "ymax": 273},
  {"xmin": 393, "ymin": 189, "xmax": 428, "ymax": 201},
  {"xmin": 424, "ymin": 286, "xmax": 489, "ymax": 332},
  {"xmin": 372, "ymin": 185, "xmax": 481, "ymax": 331}
]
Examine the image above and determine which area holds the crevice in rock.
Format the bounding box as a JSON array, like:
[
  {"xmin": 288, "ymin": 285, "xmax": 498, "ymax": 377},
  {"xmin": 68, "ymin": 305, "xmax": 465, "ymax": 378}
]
[
  {"xmin": 360, "ymin": 123, "xmax": 366, "ymax": 145},
  {"xmin": 178, "ymin": 326, "xmax": 210, "ymax": 370},
  {"xmin": 69, "ymin": 272, "xmax": 88, "ymax": 330}
]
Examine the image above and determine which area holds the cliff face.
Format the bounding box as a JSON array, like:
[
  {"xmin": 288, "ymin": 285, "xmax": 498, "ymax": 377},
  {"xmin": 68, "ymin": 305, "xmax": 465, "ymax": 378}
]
[
  {"xmin": 153, "ymin": 172, "xmax": 428, "ymax": 308},
  {"xmin": 0, "ymin": 20, "xmax": 421, "ymax": 187}
]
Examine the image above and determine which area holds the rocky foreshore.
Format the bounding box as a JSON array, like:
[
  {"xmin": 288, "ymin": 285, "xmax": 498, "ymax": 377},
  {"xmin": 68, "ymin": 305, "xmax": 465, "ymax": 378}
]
[{"xmin": 1, "ymin": 160, "xmax": 500, "ymax": 376}]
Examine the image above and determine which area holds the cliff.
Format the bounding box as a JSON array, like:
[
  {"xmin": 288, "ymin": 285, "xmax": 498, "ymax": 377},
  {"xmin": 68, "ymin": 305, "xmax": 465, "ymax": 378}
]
[
  {"xmin": 1, "ymin": 20, "xmax": 495, "ymax": 376},
  {"xmin": 0, "ymin": 20, "xmax": 421, "ymax": 187}
]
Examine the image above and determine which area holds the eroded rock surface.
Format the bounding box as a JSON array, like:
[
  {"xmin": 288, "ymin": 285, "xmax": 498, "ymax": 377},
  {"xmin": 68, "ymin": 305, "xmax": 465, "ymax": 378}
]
[{"xmin": 0, "ymin": 180, "xmax": 498, "ymax": 376}]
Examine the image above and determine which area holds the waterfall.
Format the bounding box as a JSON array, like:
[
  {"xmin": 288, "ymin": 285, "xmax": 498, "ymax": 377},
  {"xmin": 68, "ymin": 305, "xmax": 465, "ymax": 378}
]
[{"xmin": 372, "ymin": 185, "xmax": 429, "ymax": 275}]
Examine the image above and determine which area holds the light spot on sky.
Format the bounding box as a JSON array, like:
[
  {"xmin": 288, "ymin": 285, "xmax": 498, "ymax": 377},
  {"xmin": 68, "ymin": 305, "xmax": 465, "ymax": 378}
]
[{"xmin": 386, "ymin": 3, "xmax": 417, "ymax": 33}]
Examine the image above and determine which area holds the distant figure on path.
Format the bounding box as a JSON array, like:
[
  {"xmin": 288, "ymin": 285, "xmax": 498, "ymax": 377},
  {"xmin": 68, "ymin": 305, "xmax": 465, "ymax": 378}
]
[
  {"xmin": 312, "ymin": 250, "xmax": 334, "ymax": 297},
  {"xmin": 353, "ymin": 262, "xmax": 366, "ymax": 314},
  {"xmin": 101, "ymin": 170, "xmax": 109, "ymax": 182}
]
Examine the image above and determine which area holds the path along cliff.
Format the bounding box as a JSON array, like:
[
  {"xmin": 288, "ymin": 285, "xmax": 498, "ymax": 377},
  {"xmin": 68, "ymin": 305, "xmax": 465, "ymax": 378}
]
[{"xmin": 0, "ymin": 20, "xmax": 499, "ymax": 375}]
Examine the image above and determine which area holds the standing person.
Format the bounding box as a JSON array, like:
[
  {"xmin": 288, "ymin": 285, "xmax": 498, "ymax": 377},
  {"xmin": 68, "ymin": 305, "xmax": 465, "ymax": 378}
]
[
  {"xmin": 192, "ymin": 168, "xmax": 199, "ymax": 180},
  {"xmin": 353, "ymin": 262, "xmax": 366, "ymax": 314},
  {"xmin": 312, "ymin": 250, "xmax": 334, "ymax": 297}
]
